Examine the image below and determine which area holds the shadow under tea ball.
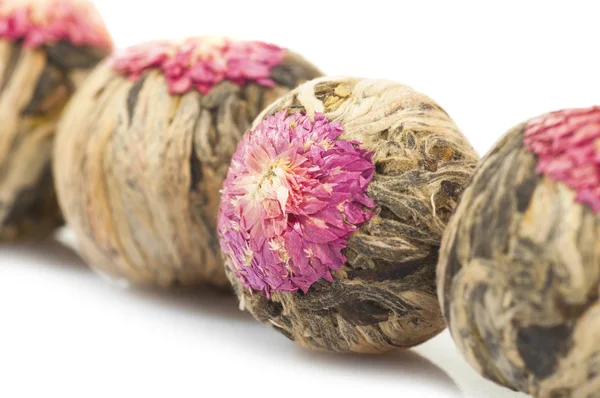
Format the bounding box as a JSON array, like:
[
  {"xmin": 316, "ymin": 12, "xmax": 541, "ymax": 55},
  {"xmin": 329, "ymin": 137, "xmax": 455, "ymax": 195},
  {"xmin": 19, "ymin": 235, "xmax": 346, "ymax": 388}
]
[
  {"xmin": 437, "ymin": 107, "xmax": 600, "ymax": 397},
  {"xmin": 0, "ymin": 0, "xmax": 112, "ymax": 240},
  {"xmin": 53, "ymin": 37, "xmax": 322, "ymax": 287},
  {"xmin": 218, "ymin": 77, "xmax": 479, "ymax": 353}
]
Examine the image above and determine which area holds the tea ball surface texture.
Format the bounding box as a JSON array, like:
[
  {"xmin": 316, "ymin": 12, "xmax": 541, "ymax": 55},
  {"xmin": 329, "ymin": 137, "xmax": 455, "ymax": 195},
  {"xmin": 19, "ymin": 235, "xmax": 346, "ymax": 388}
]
[
  {"xmin": 438, "ymin": 106, "xmax": 600, "ymax": 397},
  {"xmin": 219, "ymin": 77, "xmax": 479, "ymax": 353},
  {"xmin": 53, "ymin": 37, "xmax": 322, "ymax": 287},
  {"xmin": 0, "ymin": 0, "xmax": 112, "ymax": 240}
]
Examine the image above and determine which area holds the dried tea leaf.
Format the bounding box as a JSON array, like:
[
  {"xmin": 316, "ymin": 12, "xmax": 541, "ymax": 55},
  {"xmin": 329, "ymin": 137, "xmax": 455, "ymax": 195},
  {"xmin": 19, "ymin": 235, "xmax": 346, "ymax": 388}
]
[
  {"xmin": 220, "ymin": 77, "xmax": 479, "ymax": 353},
  {"xmin": 54, "ymin": 39, "xmax": 322, "ymax": 287},
  {"xmin": 438, "ymin": 107, "xmax": 600, "ymax": 397}
]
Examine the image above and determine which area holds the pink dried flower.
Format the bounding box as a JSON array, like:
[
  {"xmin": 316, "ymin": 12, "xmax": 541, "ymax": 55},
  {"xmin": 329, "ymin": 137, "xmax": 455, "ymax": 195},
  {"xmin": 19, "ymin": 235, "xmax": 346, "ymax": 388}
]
[
  {"xmin": 218, "ymin": 111, "xmax": 375, "ymax": 296},
  {"xmin": 524, "ymin": 106, "xmax": 600, "ymax": 211},
  {"xmin": 111, "ymin": 36, "xmax": 286, "ymax": 95},
  {"xmin": 0, "ymin": 0, "xmax": 112, "ymax": 49}
]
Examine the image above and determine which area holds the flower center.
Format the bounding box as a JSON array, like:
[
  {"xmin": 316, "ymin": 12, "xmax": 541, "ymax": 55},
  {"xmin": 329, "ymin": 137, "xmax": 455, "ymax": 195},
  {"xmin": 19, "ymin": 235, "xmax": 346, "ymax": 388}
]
[
  {"xmin": 0, "ymin": 0, "xmax": 112, "ymax": 49},
  {"xmin": 218, "ymin": 111, "xmax": 375, "ymax": 297},
  {"xmin": 111, "ymin": 36, "xmax": 286, "ymax": 95},
  {"xmin": 524, "ymin": 106, "xmax": 600, "ymax": 211}
]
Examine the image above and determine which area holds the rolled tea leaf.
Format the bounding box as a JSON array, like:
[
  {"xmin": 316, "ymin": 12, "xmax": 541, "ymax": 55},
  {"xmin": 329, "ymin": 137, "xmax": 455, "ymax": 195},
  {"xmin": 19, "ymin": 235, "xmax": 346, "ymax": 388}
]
[
  {"xmin": 438, "ymin": 106, "xmax": 600, "ymax": 398},
  {"xmin": 218, "ymin": 77, "xmax": 479, "ymax": 353},
  {"xmin": 53, "ymin": 36, "xmax": 322, "ymax": 287},
  {"xmin": 0, "ymin": 0, "xmax": 112, "ymax": 240}
]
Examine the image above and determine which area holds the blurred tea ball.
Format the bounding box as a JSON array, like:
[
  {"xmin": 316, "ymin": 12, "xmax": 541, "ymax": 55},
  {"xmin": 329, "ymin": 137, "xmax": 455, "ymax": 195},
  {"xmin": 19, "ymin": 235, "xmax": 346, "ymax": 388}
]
[
  {"xmin": 218, "ymin": 77, "xmax": 479, "ymax": 353},
  {"xmin": 438, "ymin": 106, "xmax": 600, "ymax": 397},
  {"xmin": 0, "ymin": 0, "xmax": 112, "ymax": 240},
  {"xmin": 53, "ymin": 36, "xmax": 322, "ymax": 287}
]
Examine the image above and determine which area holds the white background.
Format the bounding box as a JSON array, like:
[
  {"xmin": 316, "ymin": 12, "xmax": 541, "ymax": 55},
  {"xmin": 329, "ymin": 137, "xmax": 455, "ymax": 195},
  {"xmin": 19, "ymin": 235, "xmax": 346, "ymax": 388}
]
[{"xmin": 1, "ymin": 1, "xmax": 599, "ymax": 397}]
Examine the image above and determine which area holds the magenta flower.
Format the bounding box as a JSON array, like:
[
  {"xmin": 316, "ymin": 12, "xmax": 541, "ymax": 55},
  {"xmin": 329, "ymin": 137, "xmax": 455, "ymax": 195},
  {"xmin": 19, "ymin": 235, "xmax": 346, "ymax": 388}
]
[
  {"xmin": 0, "ymin": 0, "xmax": 112, "ymax": 49},
  {"xmin": 111, "ymin": 36, "xmax": 286, "ymax": 95},
  {"xmin": 524, "ymin": 106, "xmax": 600, "ymax": 212},
  {"xmin": 218, "ymin": 111, "xmax": 375, "ymax": 296}
]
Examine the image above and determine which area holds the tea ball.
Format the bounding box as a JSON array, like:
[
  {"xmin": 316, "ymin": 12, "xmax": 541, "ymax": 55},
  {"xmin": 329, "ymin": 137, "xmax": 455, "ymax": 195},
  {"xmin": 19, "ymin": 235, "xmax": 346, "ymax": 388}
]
[
  {"xmin": 0, "ymin": 0, "xmax": 112, "ymax": 240},
  {"xmin": 438, "ymin": 106, "xmax": 600, "ymax": 397},
  {"xmin": 53, "ymin": 37, "xmax": 322, "ymax": 287},
  {"xmin": 218, "ymin": 77, "xmax": 479, "ymax": 353}
]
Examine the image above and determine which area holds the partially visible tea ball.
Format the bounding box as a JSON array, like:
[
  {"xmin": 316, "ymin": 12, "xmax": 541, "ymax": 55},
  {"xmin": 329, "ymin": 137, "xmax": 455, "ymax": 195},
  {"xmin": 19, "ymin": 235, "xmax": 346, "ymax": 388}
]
[
  {"xmin": 218, "ymin": 77, "xmax": 479, "ymax": 353},
  {"xmin": 53, "ymin": 37, "xmax": 322, "ymax": 287},
  {"xmin": 438, "ymin": 106, "xmax": 600, "ymax": 397},
  {"xmin": 0, "ymin": 0, "xmax": 112, "ymax": 240}
]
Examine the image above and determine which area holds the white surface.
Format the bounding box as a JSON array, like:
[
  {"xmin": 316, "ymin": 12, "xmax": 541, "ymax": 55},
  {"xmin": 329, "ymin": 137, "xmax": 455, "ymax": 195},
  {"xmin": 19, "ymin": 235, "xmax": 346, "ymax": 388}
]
[
  {"xmin": 2, "ymin": 1, "xmax": 599, "ymax": 397},
  {"xmin": 0, "ymin": 232, "xmax": 526, "ymax": 398}
]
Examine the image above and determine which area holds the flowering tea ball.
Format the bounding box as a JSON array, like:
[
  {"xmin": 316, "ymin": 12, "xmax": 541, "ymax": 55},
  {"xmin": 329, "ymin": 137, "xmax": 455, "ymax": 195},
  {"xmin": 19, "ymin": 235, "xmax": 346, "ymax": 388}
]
[
  {"xmin": 0, "ymin": 0, "xmax": 112, "ymax": 240},
  {"xmin": 53, "ymin": 37, "xmax": 322, "ymax": 287},
  {"xmin": 438, "ymin": 107, "xmax": 600, "ymax": 397},
  {"xmin": 218, "ymin": 77, "xmax": 479, "ymax": 353}
]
